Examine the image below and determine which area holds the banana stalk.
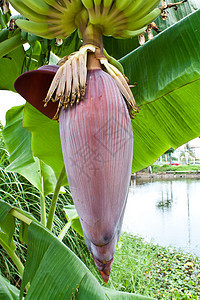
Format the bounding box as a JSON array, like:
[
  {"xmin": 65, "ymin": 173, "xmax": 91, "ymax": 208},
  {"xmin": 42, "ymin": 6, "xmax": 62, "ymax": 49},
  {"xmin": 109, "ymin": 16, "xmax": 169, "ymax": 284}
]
[{"xmin": 0, "ymin": 30, "xmax": 27, "ymax": 59}]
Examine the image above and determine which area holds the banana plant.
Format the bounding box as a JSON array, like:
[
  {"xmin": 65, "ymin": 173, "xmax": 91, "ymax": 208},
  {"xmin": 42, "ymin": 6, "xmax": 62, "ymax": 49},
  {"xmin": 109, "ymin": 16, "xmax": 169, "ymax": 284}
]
[{"xmin": 1, "ymin": 0, "xmax": 200, "ymax": 298}]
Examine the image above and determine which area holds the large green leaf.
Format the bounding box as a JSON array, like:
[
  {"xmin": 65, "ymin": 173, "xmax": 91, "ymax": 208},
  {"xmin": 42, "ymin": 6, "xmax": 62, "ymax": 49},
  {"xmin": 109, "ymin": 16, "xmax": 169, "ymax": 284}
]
[
  {"xmin": 119, "ymin": 9, "xmax": 200, "ymax": 171},
  {"xmin": 16, "ymin": 157, "xmax": 58, "ymax": 196},
  {"xmin": 0, "ymin": 232, "xmax": 16, "ymax": 259},
  {"xmin": 3, "ymin": 105, "xmax": 34, "ymax": 171},
  {"xmin": 155, "ymin": 0, "xmax": 200, "ymax": 31},
  {"xmin": 3, "ymin": 105, "xmax": 60, "ymax": 196},
  {"xmin": 0, "ymin": 200, "xmax": 15, "ymax": 242},
  {"xmin": 0, "ymin": 200, "xmax": 12, "ymax": 222},
  {"xmin": 0, "ymin": 200, "xmax": 151, "ymax": 299},
  {"xmin": 0, "ymin": 274, "xmax": 21, "ymax": 300},
  {"xmin": 64, "ymin": 205, "xmax": 84, "ymax": 237},
  {"xmin": 0, "ymin": 45, "xmax": 25, "ymax": 92},
  {"xmin": 23, "ymin": 102, "xmax": 67, "ymax": 184},
  {"xmin": 105, "ymin": 288, "xmax": 153, "ymax": 300},
  {"xmin": 20, "ymin": 221, "xmax": 152, "ymax": 299},
  {"xmin": 0, "ymin": 199, "xmax": 39, "ymax": 226}
]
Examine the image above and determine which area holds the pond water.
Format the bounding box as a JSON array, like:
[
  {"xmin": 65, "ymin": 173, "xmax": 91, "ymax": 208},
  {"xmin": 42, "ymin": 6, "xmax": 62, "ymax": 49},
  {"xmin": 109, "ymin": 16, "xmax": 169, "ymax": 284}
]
[{"xmin": 122, "ymin": 178, "xmax": 200, "ymax": 257}]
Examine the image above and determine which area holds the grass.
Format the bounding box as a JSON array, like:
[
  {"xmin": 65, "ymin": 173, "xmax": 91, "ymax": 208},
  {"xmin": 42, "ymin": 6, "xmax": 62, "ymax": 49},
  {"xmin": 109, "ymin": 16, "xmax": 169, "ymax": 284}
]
[
  {"xmin": 1, "ymin": 125, "xmax": 200, "ymax": 299},
  {"xmin": 152, "ymin": 164, "xmax": 200, "ymax": 174},
  {"xmin": 108, "ymin": 234, "xmax": 200, "ymax": 299},
  {"xmin": 0, "ymin": 126, "xmax": 93, "ymax": 287}
]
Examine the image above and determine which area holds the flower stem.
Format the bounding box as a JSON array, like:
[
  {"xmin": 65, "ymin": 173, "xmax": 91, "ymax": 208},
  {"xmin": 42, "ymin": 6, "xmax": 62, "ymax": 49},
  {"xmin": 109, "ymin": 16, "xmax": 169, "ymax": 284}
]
[
  {"xmin": 46, "ymin": 166, "xmax": 66, "ymax": 231},
  {"xmin": 7, "ymin": 248, "xmax": 24, "ymax": 277},
  {"xmin": 40, "ymin": 192, "xmax": 46, "ymax": 227},
  {"xmin": 10, "ymin": 209, "xmax": 32, "ymax": 225},
  {"xmin": 39, "ymin": 160, "xmax": 47, "ymax": 227},
  {"xmin": 0, "ymin": 235, "xmax": 24, "ymax": 276},
  {"xmin": 0, "ymin": 31, "xmax": 27, "ymax": 59},
  {"xmin": 81, "ymin": 23, "xmax": 103, "ymax": 49},
  {"xmin": 58, "ymin": 220, "xmax": 72, "ymax": 241}
]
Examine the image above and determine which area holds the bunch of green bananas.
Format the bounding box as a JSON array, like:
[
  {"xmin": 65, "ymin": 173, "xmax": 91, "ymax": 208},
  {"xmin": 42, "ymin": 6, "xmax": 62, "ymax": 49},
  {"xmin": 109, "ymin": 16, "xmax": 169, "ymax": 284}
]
[
  {"xmin": 10, "ymin": 0, "xmax": 161, "ymax": 40},
  {"xmin": 9, "ymin": 0, "xmax": 85, "ymax": 39},
  {"xmin": 81, "ymin": 0, "xmax": 161, "ymax": 38}
]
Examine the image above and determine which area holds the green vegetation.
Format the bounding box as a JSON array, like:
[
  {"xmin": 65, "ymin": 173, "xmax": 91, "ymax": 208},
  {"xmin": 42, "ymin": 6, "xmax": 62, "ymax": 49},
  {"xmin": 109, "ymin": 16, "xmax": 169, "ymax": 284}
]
[
  {"xmin": 152, "ymin": 164, "xmax": 200, "ymax": 174},
  {"xmin": 109, "ymin": 234, "xmax": 200, "ymax": 300},
  {"xmin": 0, "ymin": 128, "xmax": 94, "ymax": 287}
]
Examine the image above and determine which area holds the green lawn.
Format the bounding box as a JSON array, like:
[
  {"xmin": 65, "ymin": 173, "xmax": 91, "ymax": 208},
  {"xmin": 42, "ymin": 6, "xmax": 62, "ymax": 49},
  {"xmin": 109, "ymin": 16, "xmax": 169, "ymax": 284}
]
[{"xmin": 152, "ymin": 164, "xmax": 200, "ymax": 174}]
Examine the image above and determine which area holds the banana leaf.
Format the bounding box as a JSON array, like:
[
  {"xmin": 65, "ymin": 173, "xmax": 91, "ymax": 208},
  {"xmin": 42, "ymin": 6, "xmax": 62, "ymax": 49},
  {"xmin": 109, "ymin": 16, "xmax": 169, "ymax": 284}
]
[
  {"xmin": 0, "ymin": 200, "xmax": 153, "ymax": 299},
  {"xmin": 23, "ymin": 102, "xmax": 66, "ymax": 181},
  {"xmin": 120, "ymin": 9, "xmax": 200, "ymax": 171},
  {"xmin": 0, "ymin": 274, "xmax": 21, "ymax": 300},
  {"xmin": 21, "ymin": 221, "xmax": 153, "ymax": 299},
  {"xmin": 64, "ymin": 204, "xmax": 84, "ymax": 237},
  {"xmin": 0, "ymin": 45, "xmax": 25, "ymax": 92},
  {"xmin": 2, "ymin": 105, "xmax": 63, "ymax": 195}
]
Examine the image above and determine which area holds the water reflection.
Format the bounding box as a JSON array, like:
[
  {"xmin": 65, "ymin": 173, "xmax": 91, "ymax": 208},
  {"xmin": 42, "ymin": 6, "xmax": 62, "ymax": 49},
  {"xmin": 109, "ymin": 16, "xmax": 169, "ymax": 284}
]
[
  {"xmin": 123, "ymin": 178, "xmax": 200, "ymax": 256},
  {"xmin": 156, "ymin": 181, "xmax": 173, "ymax": 211}
]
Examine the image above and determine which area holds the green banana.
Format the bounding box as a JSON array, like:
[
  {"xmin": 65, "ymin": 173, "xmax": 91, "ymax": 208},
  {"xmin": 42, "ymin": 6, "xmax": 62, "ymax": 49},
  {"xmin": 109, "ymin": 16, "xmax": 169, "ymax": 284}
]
[
  {"xmin": 114, "ymin": 26, "xmax": 147, "ymax": 39},
  {"xmin": 43, "ymin": 0, "xmax": 58, "ymax": 6},
  {"xmin": 101, "ymin": 0, "xmax": 113, "ymax": 19},
  {"xmin": 56, "ymin": 1, "xmax": 84, "ymax": 33},
  {"xmin": 101, "ymin": 0, "xmax": 113, "ymax": 16},
  {"xmin": 61, "ymin": 0, "xmax": 82, "ymax": 11},
  {"xmin": 44, "ymin": 0, "xmax": 68, "ymax": 11},
  {"xmin": 9, "ymin": 0, "xmax": 47, "ymax": 23},
  {"xmin": 81, "ymin": 0, "xmax": 94, "ymax": 10},
  {"xmin": 75, "ymin": 8, "xmax": 89, "ymax": 29},
  {"xmin": 104, "ymin": 10, "xmax": 126, "ymax": 34},
  {"xmin": 103, "ymin": 0, "xmax": 112, "ymax": 8},
  {"xmin": 115, "ymin": 0, "xmax": 132, "ymax": 12},
  {"xmin": 129, "ymin": 0, "xmax": 161, "ymax": 21},
  {"xmin": 103, "ymin": 16, "xmax": 126, "ymax": 36},
  {"xmin": 57, "ymin": 0, "xmax": 68, "ymax": 7},
  {"xmin": 94, "ymin": 0, "xmax": 102, "ymax": 16},
  {"xmin": 67, "ymin": 0, "xmax": 83, "ymax": 15},
  {"xmin": 19, "ymin": 0, "xmax": 50, "ymax": 15},
  {"xmin": 94, "ymin": 0, "xmax": 101, "ymax": 6},
  {"xmin": 49, "ymin": 26, "xmax": 67, "ymax": 39},
  {"xmin": 81, "ymin": 0, "xmax": 95, "ymax": 21},
  {"xmin": 15, "ymin": 19, "xmax": 54, "ymax": 39},
  {"xmin": 127, "ymin": 7, "xmax": 161, "ymax": 30},
  {"xmin": 48, "ymin": 13, "xmax": 77, "ymax": 35},
  {"xmin": 104, "ymin": 1, "xmax": 126, "ymax": 26},
  {"xmin": 91, "ymin": 0, "xmax": 123, "ymax": 31},
  {"xmin": 123, "ymin": 0, "xmax": 150, "ymax": 18}
]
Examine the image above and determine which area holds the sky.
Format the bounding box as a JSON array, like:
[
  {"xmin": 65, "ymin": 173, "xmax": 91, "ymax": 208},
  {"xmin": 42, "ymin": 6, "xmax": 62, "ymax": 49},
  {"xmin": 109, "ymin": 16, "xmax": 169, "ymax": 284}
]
[
  {"xmin": 0, "ymin": 91, "xmax": 25, "ymax": 126},
  {"xmin": 0, "ymin": 5, "xmax": 25, "ymax": 125}
]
